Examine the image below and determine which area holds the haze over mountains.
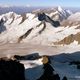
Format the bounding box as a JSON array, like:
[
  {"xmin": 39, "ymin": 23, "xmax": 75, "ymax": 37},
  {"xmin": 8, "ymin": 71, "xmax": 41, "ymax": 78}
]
[
  {"xmin": 0, "ymin": 6, "xmax": 48, "ymax": 14},
  {"xmin": 0, "ymin": 5, "xmax": 80, "ymax": 14},
  {"xmin": 0, "ymin": 6, "xmax": 80, "ymax": 46}
]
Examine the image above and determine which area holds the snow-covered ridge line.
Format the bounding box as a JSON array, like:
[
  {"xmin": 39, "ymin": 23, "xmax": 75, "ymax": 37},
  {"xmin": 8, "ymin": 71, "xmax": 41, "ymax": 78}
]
[{"xmin": 0, "ymin": 6, "xmax": 80, "ymax": 46}]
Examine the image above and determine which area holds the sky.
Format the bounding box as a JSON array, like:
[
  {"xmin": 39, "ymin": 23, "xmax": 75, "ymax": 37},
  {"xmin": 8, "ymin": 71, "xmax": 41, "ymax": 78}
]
[{"xmin": 0, "ymin": 0, "xmax": 80, "ymax": 7}]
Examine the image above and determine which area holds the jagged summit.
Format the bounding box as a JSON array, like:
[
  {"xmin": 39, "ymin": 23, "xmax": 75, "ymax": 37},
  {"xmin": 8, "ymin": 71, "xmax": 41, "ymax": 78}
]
[
  {"xmin": 57, "ymin": 6, "xmax": 63, "ymax": 12},
  {"xmin": 57, "ymin": 6, "xmax": 72, "ymax": 14},
  {"xmin": 56, "ymin": 6, "xmax": 72, "ymax": 21}
]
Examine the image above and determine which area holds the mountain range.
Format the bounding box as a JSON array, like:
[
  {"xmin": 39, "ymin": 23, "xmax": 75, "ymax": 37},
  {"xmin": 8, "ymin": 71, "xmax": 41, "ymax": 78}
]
[{"xmin": 0, "ymin": 6, "xmax": 80, "ymax": 46}]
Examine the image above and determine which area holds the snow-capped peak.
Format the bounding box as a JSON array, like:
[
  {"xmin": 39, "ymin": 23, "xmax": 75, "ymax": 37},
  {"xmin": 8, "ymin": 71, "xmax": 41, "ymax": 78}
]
[
  {"xmin": 57, "ymin": 6, "xmax": 72, "ymax": 15},
  {"xmin": 58, "ymin": 6, "xmax": 63, "ymax": 12},
  {"xmin": 56, "ymin": 6, "xmax": 72, "ymax": 21}
]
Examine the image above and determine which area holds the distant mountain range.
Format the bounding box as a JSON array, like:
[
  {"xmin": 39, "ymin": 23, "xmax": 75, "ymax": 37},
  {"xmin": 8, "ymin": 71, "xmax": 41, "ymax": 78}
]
[
  {"xmin": 0, "ymin": 6, "xmax": 80, "ymax": 14},
  {"xmin": 0, "ymin": 6, "xmax": 48, "ymax": 14}
]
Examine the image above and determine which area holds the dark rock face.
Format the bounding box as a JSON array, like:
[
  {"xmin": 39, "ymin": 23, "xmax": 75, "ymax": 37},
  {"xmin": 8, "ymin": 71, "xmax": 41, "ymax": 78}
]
[
  {"xmin": 38, "ymin": 13, "xmax": 60, "ymax": 27},
  {"xmin": 0, "ymin": 58, "xmax": 25, "ymax": 80},
  {"xmin": 37, "ymin": 63, "xmax": 54, "ymax": 80},
  {"xmin": 0, "ymin": 18, "xmax": 6, "ymax": 33},
  {"xmin": 38, "ymin": 13, "xmax": 46, "ymax": 21},
  {"xmin": 37, "ymin": 56, "xmax": 60, "ymax": 80},
  {"xmin": 0, "ymin": 18, "xmax": 4, "ymax": 25},
  {"xmin": 37, "ymin": 63, "xmax": 60, "ymax": 80}
]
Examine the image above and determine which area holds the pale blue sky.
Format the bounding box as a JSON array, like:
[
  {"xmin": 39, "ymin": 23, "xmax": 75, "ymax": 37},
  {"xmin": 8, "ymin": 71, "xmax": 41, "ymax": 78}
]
[{"xmin": 0, "ymin": 0, "xmax": 80, "ymax": 7}]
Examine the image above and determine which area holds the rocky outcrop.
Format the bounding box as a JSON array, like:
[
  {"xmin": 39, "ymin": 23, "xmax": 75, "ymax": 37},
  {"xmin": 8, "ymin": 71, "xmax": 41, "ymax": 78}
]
[
  {"xmin": 19, "ymin": 13, "xmax": 28, "ymax": 24},
  {"xmin": 0, "ymin": 18, "xmax": 6, "ymax": 33},
  {"xmin": 37, "ymin": 56, "xmax": 60, "ymax": 80},
  {"xmin": 0, "ymin": 58, "xmax": 25, "ymax": 80},
  {"xmin": 18, "ymin": 28, "xmax": 33, "ymax": 43},
  {"xmin": 14, "ymin": 53, "xmax": 40, "ymax": 60},
  {"xmin": 38, "ymin": 13, "xmax": 60, "ymax": 27},
  {"xmin": 54, "ymin": 33, "xmax": 80, "ymax": 45}
]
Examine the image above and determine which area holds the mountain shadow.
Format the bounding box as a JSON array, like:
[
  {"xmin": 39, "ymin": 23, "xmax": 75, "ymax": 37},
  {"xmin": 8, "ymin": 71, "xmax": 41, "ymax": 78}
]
[{"xmin": 49, "ymin": 51, "xmax": 80, "ymax": 63}]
